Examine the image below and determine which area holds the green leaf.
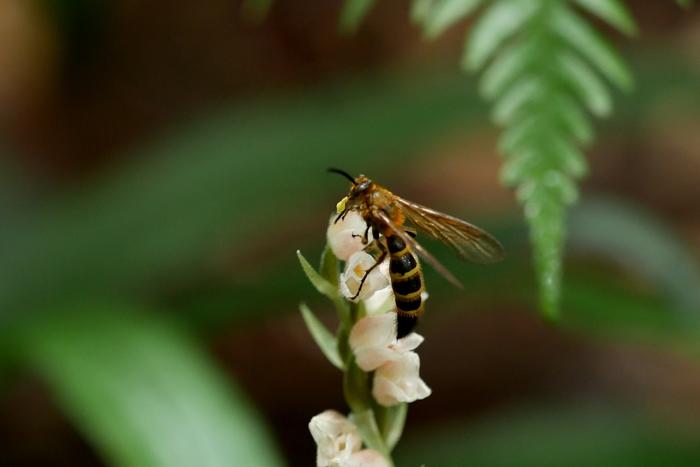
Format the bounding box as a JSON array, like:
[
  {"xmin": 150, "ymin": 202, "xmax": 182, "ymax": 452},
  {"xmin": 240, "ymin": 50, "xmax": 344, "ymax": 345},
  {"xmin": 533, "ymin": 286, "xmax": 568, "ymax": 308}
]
[
  {"xmin": 298, "ymin": 250, "xmax": 351, "ymax": 328},
  {"xmin": 297, "ymin": 250, "xmax": 338, "ymax": 299},
  {"xmin": 499, "ymin": 115, "xmax": 541, "ymax": 156},
  {"xmin": 15, "ymin": 307, "xmax": 284, "ymax": 467},
  {"xmin": 411, "ymin": 0, "xmax": 435, "ymax": 24},
  {"xmin": 546, "ymin": 134, "xmax": 589, "ymax": 178},
  {"xmin": 344, "ymin": 355, "xmax": 396, "ymax": 464},
  {"xmin": 479, "ymin": 41, "xmax": 534, "ymax": 100},
  {"xmin": 500, "ymin": 148, "xmax": 537, "ymax": 186},
  {"xmin": 424, "ymin": 0, "xmax": 483, "ymax": 38},
  {"xmin": 396, "ymin": 404, "xmax": 700, "ymax": 466},
  {"xmin": 491, "ymin": 76, "xmax": 542, "ymax": 125},
  {"xmin": 561, "ymin": 271, "xmax": 699, "ymax": 343},
  {"xmin": 501, "ymin": 141, "xmax": 585, "ymax": 189},
  {"xmin": 350, "ymin": 410, "xmax": 392, "ymax": 460},
  {"xmin": 574, "ymin": 0, "xmax": 637, "ymax": 36},
  {"xmin": 551, "ymin": 94, "xmax": 594, "ymax": 144},
  {"xmin": 299, "ymin": 303, "xmax": 344, "ymax": 370},
  {"xmin": 677, "ymin": 0, "xmax": 693, "ymax": 8},
  {"xmin": 498, "ymin": 98, "xmax": 593, "ymax": 156},
  {"xmin": 551, "ymin": 4, "xmax": 633, "ymax": 90},
  {"xmin": 319, "ymin": 245, "xmax": 340, "ymax": 289},
  {"xmin": 520, "ymin": 183, "xmax": 567, "ymax": 320},
  {"xmin": 378, "ymin": 403, "xmax": 408, "ymax": 451},
  {"xmin": 501, "ymin": 126, "xmax": 587, "ymax": 186},
  {"xmin": 569, "ymin": 197, "xmax": 700, "ymax": 313},
  {"xmin": 343, "ymin": 356, "xmax": 372, "ymax": 413},
  {"xmin": 340, "ymin": 0, "xmax": 376, "ymax": 33},
  {"xmin": 557, "ymin": 51, "xmax": 613, "ymax": 117},
  {"xmin": 463, "ymin": 0, "xmax": 538, "ymax": 71}
]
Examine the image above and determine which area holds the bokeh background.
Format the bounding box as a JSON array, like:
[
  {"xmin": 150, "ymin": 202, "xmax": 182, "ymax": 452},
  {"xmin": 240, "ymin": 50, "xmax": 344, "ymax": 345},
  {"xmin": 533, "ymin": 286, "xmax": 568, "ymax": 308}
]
[{"xmin": 1, "ymin": 1, "xmax": 700, "ymax": 466}]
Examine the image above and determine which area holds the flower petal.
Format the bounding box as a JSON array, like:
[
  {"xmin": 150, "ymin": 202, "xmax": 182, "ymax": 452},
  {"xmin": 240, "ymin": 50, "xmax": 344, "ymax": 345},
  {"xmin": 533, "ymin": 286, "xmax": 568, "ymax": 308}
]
[
  {"xmin": 395, "ymin": 333, "xmax": 424, "ymax": 352},
  {"xmin": 349, "ymin": 313, "xmax": 397, "ymax": 371},
  {"xmin": 363, "ymin": 285, "xmax": 395, "ymax": 316},
  {"xmin": 346, "ymin": 449, "xmax": 392, "ymax": 467},
  {"xmin": 340, "ymin": 251, "xmax": 390, "ymax": 302},
  {"xmin": 372, "ymin": 352, "xmax": 431, "ymax": 407},
  {"xmin": 327, "ymin": 211, "xmax": 371, "ymax": 261},
  {"xmin": 309, "ymin": 410, "xmax": 363, "ymax": 467}
]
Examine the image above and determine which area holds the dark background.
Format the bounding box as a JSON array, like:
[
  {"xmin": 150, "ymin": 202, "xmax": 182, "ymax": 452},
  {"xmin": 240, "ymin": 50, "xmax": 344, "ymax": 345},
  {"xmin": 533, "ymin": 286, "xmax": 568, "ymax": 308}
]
[{"xmin": 1, "ymin": 1, "xmax": 700, "ymax": 466}]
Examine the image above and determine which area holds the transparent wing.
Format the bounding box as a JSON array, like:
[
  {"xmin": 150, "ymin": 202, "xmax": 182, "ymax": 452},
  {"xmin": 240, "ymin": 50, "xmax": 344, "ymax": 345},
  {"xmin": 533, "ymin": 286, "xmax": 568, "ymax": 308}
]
[
  {"xmin": 395, "ymin": 198, "xmax": 505, "ymax": 264},
  {"xmin": 373, "ymin": 210, "xmax": 463, "ymax": 289}
]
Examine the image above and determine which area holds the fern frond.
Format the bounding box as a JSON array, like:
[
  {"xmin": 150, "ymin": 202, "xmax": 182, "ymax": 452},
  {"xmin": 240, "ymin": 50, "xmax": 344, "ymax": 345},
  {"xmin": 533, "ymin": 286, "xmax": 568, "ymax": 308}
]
[
  {"xmin": 422, "ymin": 0, "xmax": 483, "ymax": 38},
  {"xmin": 414, "ymin": 0, "xmax": 635, "ymax": 318},
  {"xmin": 573, "ymin": 0, "xmax": 637, "ymax": 36}
]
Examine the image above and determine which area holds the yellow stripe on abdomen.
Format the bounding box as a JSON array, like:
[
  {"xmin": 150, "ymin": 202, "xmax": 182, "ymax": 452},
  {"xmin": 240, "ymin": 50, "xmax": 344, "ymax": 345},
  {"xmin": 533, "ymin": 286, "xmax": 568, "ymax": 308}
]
[{"xmin": 385, "ymin": 234, "xmax": 426, "ymax": 337}]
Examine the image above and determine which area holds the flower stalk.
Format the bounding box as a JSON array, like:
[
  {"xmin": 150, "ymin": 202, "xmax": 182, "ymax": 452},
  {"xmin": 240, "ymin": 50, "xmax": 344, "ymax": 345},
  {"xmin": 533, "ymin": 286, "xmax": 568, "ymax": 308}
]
[{"xmin": 299, "ymin": 212, "xmax": 431, "ymax": 467}]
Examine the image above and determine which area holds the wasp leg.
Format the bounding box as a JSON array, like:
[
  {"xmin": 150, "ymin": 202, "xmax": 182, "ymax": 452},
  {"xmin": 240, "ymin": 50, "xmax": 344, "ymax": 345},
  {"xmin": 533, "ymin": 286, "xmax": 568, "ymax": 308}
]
[
  {"xmin": 334, "ymin": 208, "xmax": 347, "ymax": 224},
  {"xmin": 349, "ymin": 240, "xmax": 387, "ymax": 301},
  {"xmin": 403, "ymin": 226, "xmax": 417, "ymax": 238},
  {"xmin": 351, "ymin": 224, "xmax": 371, "ymax": 245}
]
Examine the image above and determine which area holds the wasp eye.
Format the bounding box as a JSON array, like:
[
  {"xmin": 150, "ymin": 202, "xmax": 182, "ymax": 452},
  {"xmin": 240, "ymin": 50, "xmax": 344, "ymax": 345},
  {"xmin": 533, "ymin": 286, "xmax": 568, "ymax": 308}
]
[{"xmin": 356, "ymin": 181, "xmax": 371, "ymax": 192}]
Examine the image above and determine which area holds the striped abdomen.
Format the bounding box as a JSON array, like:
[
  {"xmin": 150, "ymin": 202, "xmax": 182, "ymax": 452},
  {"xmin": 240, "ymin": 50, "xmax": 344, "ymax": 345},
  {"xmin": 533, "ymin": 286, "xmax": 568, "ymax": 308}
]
[{"xmin": 386, "ymin": 234, "xmax": 425, "ymax": 338}]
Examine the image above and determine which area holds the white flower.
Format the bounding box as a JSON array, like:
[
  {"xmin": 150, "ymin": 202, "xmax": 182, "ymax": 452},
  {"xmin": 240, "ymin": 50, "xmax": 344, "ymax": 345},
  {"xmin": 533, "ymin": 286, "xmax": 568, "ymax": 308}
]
[
  {"xmin": 373, "ymin": 351, "xmax": 432, "ymax": 407},
  {"xmin": 308, "ymin": 410, "xmax": 390, "ymax": 467},
  {"xmin": 349, "ymin": 314, "xmax": 431, "ymax": 407},
  {"xmin": 363, "ymin": 285, "xmax": 395, "ymax": 315},
  {"xmin": 327, "ymin": 210, "xmax": 392, "ymax": 306},
  {"xmin": 345, "ymin": 449, "xmax": 391, "ymax": 467},
  {"xmin": 327, "ymin": 211, "xmax": 371, "ymax": 261},
  {"xmin": 309, "ymin": 410, "xmax": 362, "ymax": 467},
  {"xmin": 349, "ymin": 313, "xmax": 424, "ymax": 372},
  {"xmin": 339, "ymin": 251, "xmax": 390, "ymax": 302}
]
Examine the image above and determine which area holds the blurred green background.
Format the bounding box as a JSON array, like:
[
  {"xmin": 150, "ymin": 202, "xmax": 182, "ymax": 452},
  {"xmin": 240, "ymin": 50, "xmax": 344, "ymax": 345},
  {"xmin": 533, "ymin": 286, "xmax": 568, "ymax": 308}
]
[{"xmin": 1, "ymin": 1, "xmax": 700, "ymax": 466}]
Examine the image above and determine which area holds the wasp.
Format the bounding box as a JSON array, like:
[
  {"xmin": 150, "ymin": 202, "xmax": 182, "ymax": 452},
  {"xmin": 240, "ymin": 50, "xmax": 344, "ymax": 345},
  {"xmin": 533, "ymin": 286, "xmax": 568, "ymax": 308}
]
[{"xmin": 329, "ymin": 168, "xmax": 505, "ymax": 338}]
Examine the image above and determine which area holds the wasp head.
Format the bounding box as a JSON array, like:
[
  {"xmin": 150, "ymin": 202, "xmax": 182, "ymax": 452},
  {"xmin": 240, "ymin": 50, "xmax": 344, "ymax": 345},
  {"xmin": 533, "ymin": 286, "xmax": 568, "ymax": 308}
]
[
  {"xmin": 350, "ymin": 175, "xmax": 372, "ymax": 197},
  {"xmin": 328, "ymin": 168, "xmax": 374, "ymax": 222}
]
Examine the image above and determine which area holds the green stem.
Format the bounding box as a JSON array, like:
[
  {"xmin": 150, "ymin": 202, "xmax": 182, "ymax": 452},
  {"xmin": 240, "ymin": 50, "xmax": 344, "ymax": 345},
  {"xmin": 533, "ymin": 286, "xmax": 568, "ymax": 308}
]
[{"xmin": 340, "ymin": 301, "xmax": 395, "ymax": 466}]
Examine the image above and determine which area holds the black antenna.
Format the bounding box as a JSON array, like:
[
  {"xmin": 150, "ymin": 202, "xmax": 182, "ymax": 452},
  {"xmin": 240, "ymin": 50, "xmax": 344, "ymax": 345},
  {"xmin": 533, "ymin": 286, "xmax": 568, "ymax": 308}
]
[{"xmin": 327, "ymin": 167, "xmax": 356, "ymax": 184}]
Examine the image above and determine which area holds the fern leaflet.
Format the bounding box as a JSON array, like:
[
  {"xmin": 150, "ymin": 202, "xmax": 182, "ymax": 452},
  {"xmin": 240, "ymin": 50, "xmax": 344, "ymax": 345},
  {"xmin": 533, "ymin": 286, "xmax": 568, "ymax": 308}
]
[{"xmin": 413, "ymin": 0, "xmax": 635, "ymax": 318}]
